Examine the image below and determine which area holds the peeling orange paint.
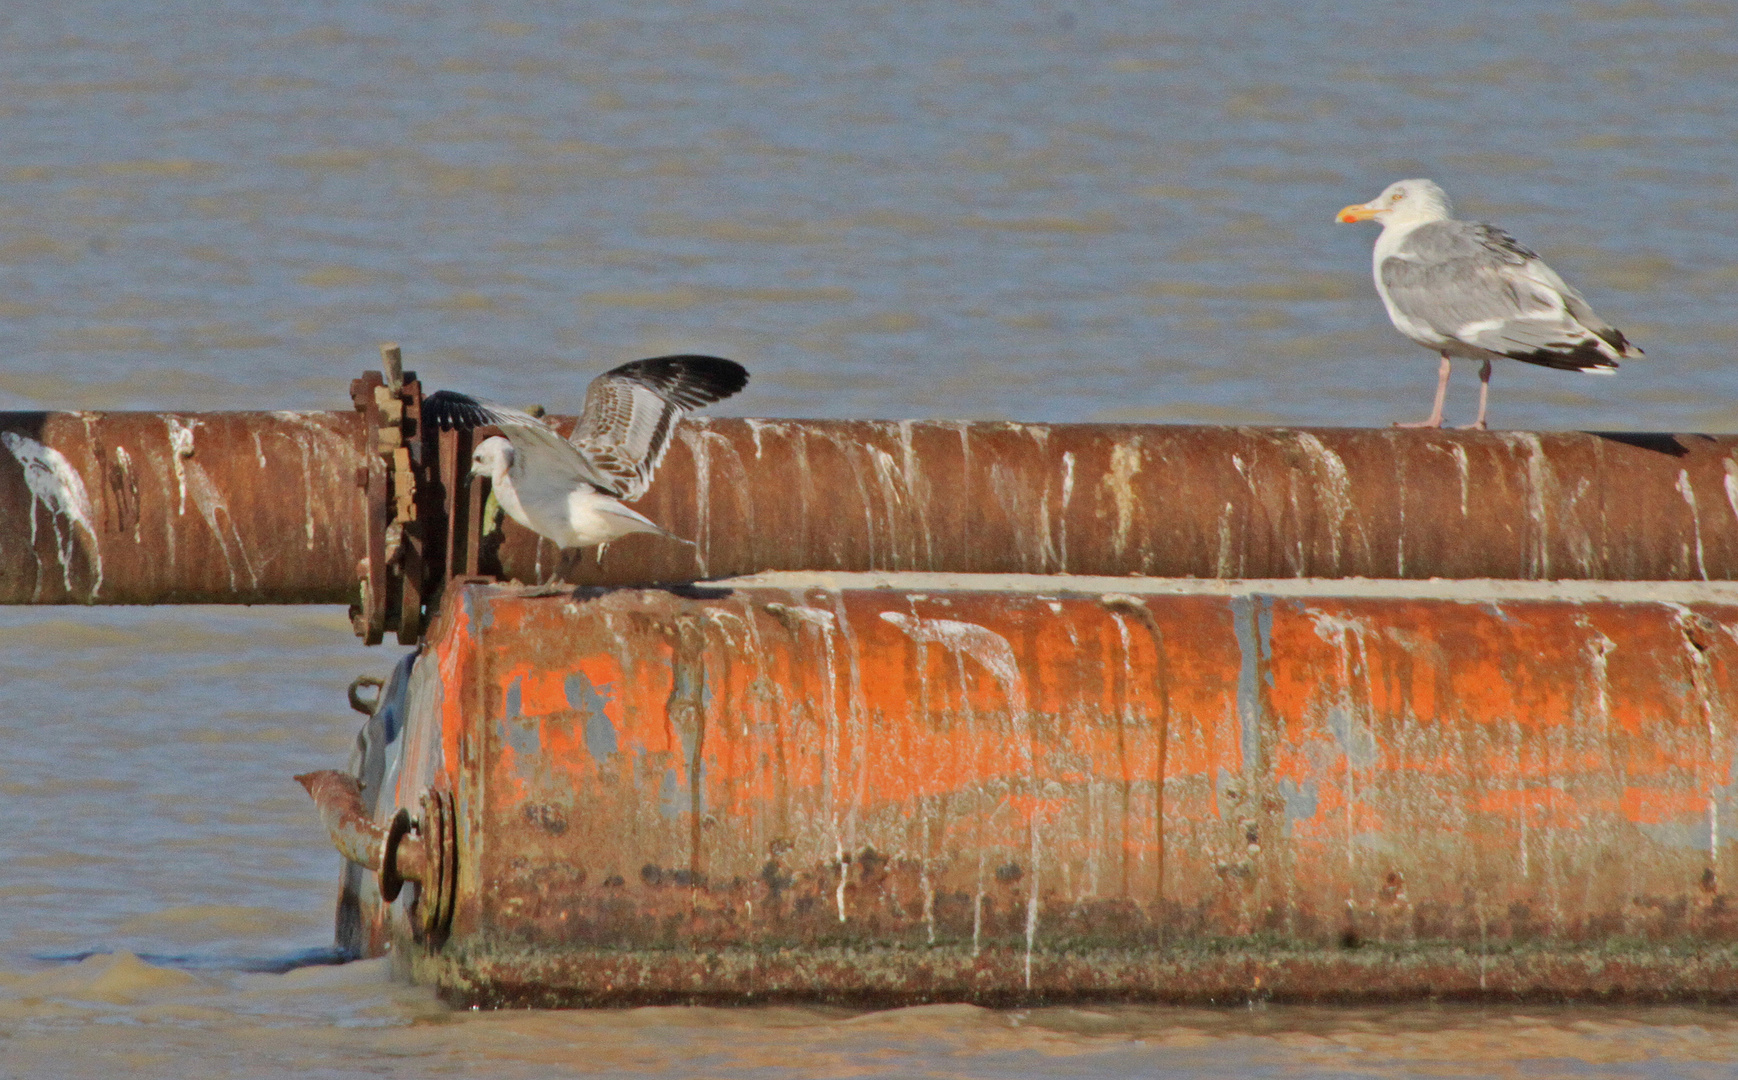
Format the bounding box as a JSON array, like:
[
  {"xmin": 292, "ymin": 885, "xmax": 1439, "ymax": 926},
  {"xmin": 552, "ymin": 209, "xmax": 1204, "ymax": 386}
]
[
  {"xmin": 401, "ymin": 582, "xmax": 1738, "ymax": 967},
  {"xmin": 1622, "ymin": 786, "xmax": 1712, "ymax": 825}
]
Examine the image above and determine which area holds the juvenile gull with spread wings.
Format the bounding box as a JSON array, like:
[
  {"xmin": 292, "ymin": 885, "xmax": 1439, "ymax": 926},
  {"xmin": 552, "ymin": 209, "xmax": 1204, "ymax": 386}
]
[
  {"xmin": 1337, "ymin": 179, "xmax": 1640, "ymax": 429},
  {"xmin": 425, "ymin": 354, "xmax": 749, "ymax": 559}
]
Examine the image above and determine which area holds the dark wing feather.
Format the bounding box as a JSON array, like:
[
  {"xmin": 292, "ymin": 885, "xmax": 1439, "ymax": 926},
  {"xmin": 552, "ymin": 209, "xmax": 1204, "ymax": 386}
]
[
  {"xmin": 425, "ymin": 389, "xmax": 612, "ymax": 489},
  {"xmin": 571, "ymin": 355, "xmax": 749, "ymax": 500},
  {"xmin": 1469, "ymin": 223, "xmax": 1541, "ymax": 265},
  {"xmin": 606, "ymin": 355, "xmax": 750, "ymax": 409},
  {"xmin": 423, "ymin": 390, "xmax": 547, "ymax": 431}
]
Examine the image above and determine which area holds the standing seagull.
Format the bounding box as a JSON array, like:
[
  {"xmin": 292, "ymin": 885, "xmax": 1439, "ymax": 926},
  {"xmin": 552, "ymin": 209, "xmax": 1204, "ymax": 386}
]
[
  {"xmin": 424, "ymin": 354, "xmax": 749, "ymax": 562},
  {"xmin": 1337, "ymin": 179, "xmax": 1640, "ymax": 429}
]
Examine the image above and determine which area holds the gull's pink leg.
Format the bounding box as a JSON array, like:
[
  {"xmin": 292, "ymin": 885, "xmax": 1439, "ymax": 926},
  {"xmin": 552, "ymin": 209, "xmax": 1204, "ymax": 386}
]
[
  {"xmin": 1394, "ymin": 353, "xmax": 1451, "ymax": 429},
  {"xmin": 1457, "ymin": 358, "xmax": 1492, "ymax": 431}
]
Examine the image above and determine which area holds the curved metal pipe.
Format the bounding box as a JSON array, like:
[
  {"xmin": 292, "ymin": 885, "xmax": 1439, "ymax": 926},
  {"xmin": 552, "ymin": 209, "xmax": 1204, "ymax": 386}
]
[{"xmin": 293, "ymin": 770, "xmax": 427, "ymax": 899}]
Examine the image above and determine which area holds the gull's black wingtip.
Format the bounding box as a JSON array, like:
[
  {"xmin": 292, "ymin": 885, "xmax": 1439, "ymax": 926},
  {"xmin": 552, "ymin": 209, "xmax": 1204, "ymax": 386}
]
[
  {"xmin": 610, "ymin": 354, "xmax": 750, "ymax": 408},
  {"xmin": 424, "ymin": 389, "xmax": 491, "ymax": 430}
]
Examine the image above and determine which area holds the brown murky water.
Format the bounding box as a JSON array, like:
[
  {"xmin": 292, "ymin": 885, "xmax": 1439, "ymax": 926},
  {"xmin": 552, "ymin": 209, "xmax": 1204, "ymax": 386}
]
[
  {"xmin": 4, "ymin": 1, "xmax": 1738, "ymax": 1075},
  {"xmin": 7, "ymin": 953, "xmax": 1738, "ymax": 1079}
]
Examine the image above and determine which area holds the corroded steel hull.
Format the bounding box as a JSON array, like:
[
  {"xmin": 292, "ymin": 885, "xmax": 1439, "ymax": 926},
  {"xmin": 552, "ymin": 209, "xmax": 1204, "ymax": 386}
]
[{"xmin": 345, "ymin": 575, "xmax": 1738, "ymax": 1006}]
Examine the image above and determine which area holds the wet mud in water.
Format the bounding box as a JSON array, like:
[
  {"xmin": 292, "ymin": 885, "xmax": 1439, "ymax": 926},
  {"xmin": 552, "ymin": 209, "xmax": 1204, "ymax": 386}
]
[{"xmin": 5, "ymin": 0, "xmax": 1738, "ymax": 1074}]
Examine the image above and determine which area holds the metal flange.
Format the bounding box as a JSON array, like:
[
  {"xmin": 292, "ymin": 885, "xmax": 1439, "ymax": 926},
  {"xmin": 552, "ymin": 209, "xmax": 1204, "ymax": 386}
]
[
  {"xmin": 376, "ymin": 794, "xmax": 457, "ymax": 945},
  {"xmin": 412, "ymin": 788, "xmax": 458, "ymax": 946}
]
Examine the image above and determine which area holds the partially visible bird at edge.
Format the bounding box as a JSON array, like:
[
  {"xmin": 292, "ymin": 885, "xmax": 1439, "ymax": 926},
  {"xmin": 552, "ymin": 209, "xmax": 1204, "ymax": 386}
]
[
  {"xmin": 1337, "ymin": 179, "xmax": 1640, "ymax": 430},
  {"xmin": 424, "ymin": 354, "xmax": 749, "ymax": 575}
]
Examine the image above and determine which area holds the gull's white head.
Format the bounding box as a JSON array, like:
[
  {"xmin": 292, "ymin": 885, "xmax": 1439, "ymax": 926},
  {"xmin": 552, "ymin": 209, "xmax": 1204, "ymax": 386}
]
[
  {"xmin": 1337, "ymin": 178, "xmax": 1453, "ymax": 227},
  {"xmin": 470, "ymin": 435, "xmax": 514, "ymax": 481}
]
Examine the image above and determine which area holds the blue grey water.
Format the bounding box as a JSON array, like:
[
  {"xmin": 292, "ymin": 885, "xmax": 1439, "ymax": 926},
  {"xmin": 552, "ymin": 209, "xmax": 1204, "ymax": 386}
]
[{"xmin": 3, "ymin": 1, "xmax": 1737, "ymax": 1075}]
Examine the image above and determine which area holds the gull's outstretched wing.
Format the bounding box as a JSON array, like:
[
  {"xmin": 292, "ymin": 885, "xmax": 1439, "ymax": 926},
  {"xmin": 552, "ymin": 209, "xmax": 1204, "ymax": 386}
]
[
  {"xmin": 1380, "ymin": 221, "xmax": 1636, "ymax": 372},
  {"xmin": 425, "ymin": 389, "xmax": 612, "ymax": 490},
  {"xmin": 570, "ymin": 355, "xmax": 750, "ymax": 500},
  {"xmin": 423, "ymin": 390, "xmax": 549, "ymax": 433}
]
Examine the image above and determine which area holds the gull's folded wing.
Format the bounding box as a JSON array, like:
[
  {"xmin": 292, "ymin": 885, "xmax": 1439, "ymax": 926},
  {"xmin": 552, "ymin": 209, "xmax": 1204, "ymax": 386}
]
[{"xmin": 1379, "ymin": 222, "xmax": 1628, "ymax": 372}]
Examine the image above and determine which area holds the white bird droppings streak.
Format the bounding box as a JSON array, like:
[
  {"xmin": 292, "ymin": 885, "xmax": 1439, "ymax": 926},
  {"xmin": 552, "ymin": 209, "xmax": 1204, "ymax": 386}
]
[
  {"xmin": 1304, "ymin": 607, "xmax": 1376, "ymax": 879},
  {"xmin": 1216, "ymin": 500, "xmax": 1234, "ymax": 577},
  {"xmin": 867, "ymin": 447, "xmax": 908, "ymax": 568},
  {"xmin": 1452, "ymin": 444, "xmax": 1470, "ymax": 517},
  {"xmin": 264, "ymin": 412, "xmax": 353, "ymax": 551},
  {"xmin": 896, "ymin": 420, "xmax": 935, "ymax": 568},
  {"xmin": 1293, "ymin": 432, "xmax": 1352, "ymax": 566},
  {"xmin": 828, "ymin": 594, "xmax": 874, "ymax": 911},
  {"xmin": 1585, "ymin": 627, "xmax": 1615, "ymax": 728},
  {"xmin": 1024, "ymin": 844, "xmax": 1039, "ymax": 990},
  {"xmin": 744, "ymin": 417, "xmax": 773, "ymax": 460},
  {"xmin": 879, "ymin": 610, "xmax": 1038, "ymax": 973},
  {"xmin": 1, "ymin": 432, "xmax": 104, "ymax": 600},
  {"xmin": 163, "ymin": 417, "xmax": 260, "ymax": 590},
  {"xmin": 767, "ymin": 596, "xmax": 848, "ymax": 921},
  {"xmin": 1057, "ymin": 450, "xmax": 1075, "ymax": 573},
  {"xmin": 877, "ymin": 611, "xmax": 1028, "ymax": 716},
  {"xmin": 1677, "ymin": 469, "xmax": 1709, "ymax": 581},
  {"xmin": 1499, "ymin": 432, "xmax": 1551, "ymax": 578},
  {"xmin": 166, "ymin": 417, "xmax": 197, "ymax": 516},
  {"xmin": 299, "ymin": 442, "xmax": 316, "ymax": 547},
  {"xmin": 1100, "ymin": 442, "xmax": 1142, "ymax": 559},
  {"xmin": 971, "ymin": 850, "xmax": 986, "ymax": 957},
  {"xmin": 1722, "ymin": 460, "xmax": 1738, "ymax": 527},
  {"xmin": 113, "ymin": 446, "xmax": 141, "ymax": 543}
]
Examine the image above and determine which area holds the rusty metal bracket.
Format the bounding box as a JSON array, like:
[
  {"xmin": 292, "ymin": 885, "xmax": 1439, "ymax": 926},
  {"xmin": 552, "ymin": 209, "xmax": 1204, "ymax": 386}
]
[
  {"xmin": 349, "ymin": 343, "xmax": 504, "ymax": 645},
  {"xmin": 437, "ymin": 424, "xmax": 502, "ymax": 585},
  {"xmin": 349, "ymin": 344, "xmax": 427, "ymax": 644},
  {"xmin": 347, "ymin": 675, "xmax": 385, "ymax": 716}
]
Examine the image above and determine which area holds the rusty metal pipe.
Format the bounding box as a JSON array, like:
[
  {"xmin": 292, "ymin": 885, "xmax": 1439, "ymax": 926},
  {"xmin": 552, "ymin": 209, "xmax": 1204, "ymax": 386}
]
[
  {"xmin": 294, "ymin": 770, "xmax": 386, "ymax": 872},
  {"xmin": 0, "ymin": 411, "xmax": 364, "ymax": 604},
  {"xmin": 295, "ymin": 769, "xmax": 429, "ymax": 900},
  {"xmin": 533, "ymin": 420, "xmax": 1738, "ymax": 586},
  {"xmin": 9, "ymin": 411, "xmax": 1738, "ymax": 604}
]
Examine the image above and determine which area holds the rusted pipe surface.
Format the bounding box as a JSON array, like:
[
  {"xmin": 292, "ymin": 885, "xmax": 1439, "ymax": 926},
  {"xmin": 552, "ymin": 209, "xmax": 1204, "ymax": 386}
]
[
  {"xmin": 379, "ymin": 576, "xmax": 1738, "ymax": 1005},
  {"xmin": 295, "ymin": 771, "xmax": 386, "ymax": 872},
  {"xmin": 0, "ymin": 411, "xmax": 364, "ymax": 604},
  {"xmin": 502, "ymin": 421, "xmax": 1738, "ymax": 585},
  {"xmin": 9, "ymin": 414, "xmax": 1738, "ymax": 604},
  {"xmin": 296, "ymin": 769, "xmax": 434, "ymax": 902}
]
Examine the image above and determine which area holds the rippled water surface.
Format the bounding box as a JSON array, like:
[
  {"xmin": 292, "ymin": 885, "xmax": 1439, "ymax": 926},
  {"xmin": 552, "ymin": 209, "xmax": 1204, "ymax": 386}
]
[{"xmin": 3, "ymin": 1, "xmax": 1737, "ymax": 1076}]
